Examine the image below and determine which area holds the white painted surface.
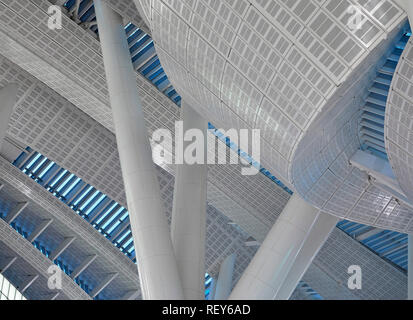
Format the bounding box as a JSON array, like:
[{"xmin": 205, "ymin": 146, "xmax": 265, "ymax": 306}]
[
  {"xmin": 275, "ymin": 212, "xmax": 339, "ymax": 300},
  {"xmin": 214, "ymin": 253, "xmax": 236, "ymax": 300},
  {"xmin": 94, "ymin": 0, "xmax": 183, "ymax": 299},
  {"xmin": 229, "ymin": 194, "xmax": 319, "ymax": 300},
  {"xmin": 171, "ymin": 103, "xmax": 207, "ymax": 299}
]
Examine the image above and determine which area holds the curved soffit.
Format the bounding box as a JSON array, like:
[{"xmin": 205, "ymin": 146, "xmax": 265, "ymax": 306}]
[
  {"xmin": 133, "ymin": 0, "xmax": 405, "ymax": 186},
  {"xmin": 386, "ymin": 35, "xmax": 413, "ymax": 204}
]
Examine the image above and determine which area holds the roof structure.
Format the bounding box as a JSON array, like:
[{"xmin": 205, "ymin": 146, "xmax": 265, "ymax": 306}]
[{"xmin": 0, "ymin": 0, "xmax": 412, "ymax": 301}]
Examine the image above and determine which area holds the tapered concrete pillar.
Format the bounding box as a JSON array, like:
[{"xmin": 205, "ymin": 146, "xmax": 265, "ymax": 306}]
[
  {"xmin": 229, "ymin": 194, "xmax": 319, "ymax": 300},
  {"xmin": 94, "ymin": 0, "xmax": 183, "ymax": 299},
  {"xmin": 171, "ymin": 104, "xmax": 207, "ymax": 300},
  {"xmin": 409, "ymin": 235, "xmax": 413, "ymax": 300},
  {"xmin": 275, "ymin": 212, "xmax": 339, "ymax": 300},
  {"xmin": 214, "ymin": 253, "xmax": 236, "ymax": 300},
  {"xmin": 0, "ymin": 83, "xmax": 18, "ymax": 150}
]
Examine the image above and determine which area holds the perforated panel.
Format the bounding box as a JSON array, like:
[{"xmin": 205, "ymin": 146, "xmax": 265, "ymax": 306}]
[
  {"xmin": 291, "ymin": 22, "xmax": 413, "ymax": 233},
  {"xmin": 137, "ymin": 0, "xmax": 404, "ymax": 185},
  {"xmin": 386, "ymin": 36, "xmax": 413, "ymax": 205}
]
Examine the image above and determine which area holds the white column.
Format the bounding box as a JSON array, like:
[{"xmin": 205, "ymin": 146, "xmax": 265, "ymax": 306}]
[
  {"xmin": 171, "ymin": 104, "xmax": 207, "ymax": 300},
  {"xmin": 94, "ymin": 0, "xmax": 183, "ymax": 299},
  {"xmin": 0, "ymin": 83, "xmax": 18, "ymax": 151},
  {"xmin": 208, "ymin": 278, "xmax": 217, "ymax": 300},
  {"xmin": 409, "ymin": 235, "xmax": 413, "ymax": 300},
  {"xmin": 214, "ymin": 253, "xmax": 236, "ymax": 300},
  {"xmin": 275, "ymin": 212, "xmax": 339, "ymax": 300},
  {"xmin": 229, "ymin": 194, "xmax": 319, "ymax": 300}
]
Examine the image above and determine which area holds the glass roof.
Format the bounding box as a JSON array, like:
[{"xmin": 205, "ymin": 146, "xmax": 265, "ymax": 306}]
[
  {"xmin": 337, "ymin": 220, "xmax": 408, "ymax": 272},
  {"xmin": 12, "ymin": 147, "xmax": 212, "ymax": 298}
]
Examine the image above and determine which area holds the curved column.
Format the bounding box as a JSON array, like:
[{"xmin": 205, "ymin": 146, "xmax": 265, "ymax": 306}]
[
  {"xmin": 94, "ymin": 0, "xmax": 183, "ymax": 299},
  {"xmin": 0, "ymin": 83, "xmax": 18, "ymax": 150},
  {"xmin": 275, "ymin": 212, "xmax": 339, "ymax": 300},
  {"xmin": 229, "ymin": 194, "xmax": 319, "ymax": 300},
  {"xmin": 171, "ymin": 103, "xmax": 207, "ymax": 299},
  {"xmin": 214, "ymin": 253, "xmax": 236, "ymax": 300}
]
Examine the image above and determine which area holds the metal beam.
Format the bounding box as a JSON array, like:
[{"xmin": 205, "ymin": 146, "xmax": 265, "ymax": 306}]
[
  {"xmin": 5, "ymin": 202, "xmax": 28, "ymax": 224},
  {"xmin": 70, "ymin": 254, "xmax": 97, "ymax": 279},
  {"xmin": 409, "ymin": 235, "xmax": 413, "ymax": 300},
  {"xmin": 0, "ymin": 256, "xmax": 17, "ymax": 274},
  {"xmin": 19, "ymin": 274, "xmax": 39, "ymax": 293},
  {"xmin": 51, "ymin": 0, "xmax": 67, "ymax": 6},
  {"xmin": 49, "ymin": 237, "xmax": 76, "ymax": 261},
  {"xmin": 245, "ymin": 236, "xmax": 260, "ymax": 247},
  {"xmin": 27, "ymin": 219, "xmax": 53, "ymax": 243},
  {"xmin": 381, "ymin": 242, "xmax": 408, "ymax": 256},
  {"xmin": 356, "ymin": 227, "xmax": 384, "ymax": 241},
  {"xmin": 350, "ymin": 150, "xmax": 413, "ymax": 208},
  {"xmin": 90, "ymin": 273, "xmax": 118, "ymax": 298},
  {"xmin": 121, "ymin": 290, "xmax": 140, "ymax": 300},
  {"xmin": 110, "ymin": 219, "xmax": 130, "ymax": 241}
]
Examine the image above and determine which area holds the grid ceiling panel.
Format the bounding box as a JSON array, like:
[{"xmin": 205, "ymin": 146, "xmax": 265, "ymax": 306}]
[
  {"xmin": 291, "ymin": 22, "xmax": 413, "ymax": 233},
  {"xmin": 141, "ymin": 0, "xmax": 404, "ymax": 188},
  {"xmin": 386, "ymin": 35, "xmax": 413, "ymax": 205}
]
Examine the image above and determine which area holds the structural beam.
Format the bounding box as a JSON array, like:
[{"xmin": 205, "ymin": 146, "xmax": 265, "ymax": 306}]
[
  {"xmin": 27, "ymin": 219, "xmax": 53, "ymax": 243},
  {"xmin": 0, "ymin": 256, "xmax": 17, "ymax": 274},
  {"xmin": 356, "ymin": 227, "xmax": 384, "ymax": 242},
  {"xmin": 0, "ymin": 83, "xmax": 18, "ymax": 151},
  {"xmin": 19, "ymin": 274, "xmax": 39, "ymax": 293},
  {"xmin": 208, "ymin": 278, "xmax": 217, "ymax": 300},
  {"xmin": 122, "ymin": 290, "xmax": 140, "ymax": 300},
  {"xmin": 90, "ymin": 273, "xmax": 118, "ymax": 298},
  {"xmin": 50, "ymin": 0, "xmax": 67, "ymax": 6},
  {"xmin": 275, "ymin": 212, "xmax": 339, "ymax": 300},
  {"xmin": 380, "ymin": 242, "xmax": 408, "ymax": 256},
  {"xmin": 214, "ymin": 253, "xmax": 236, "ymax": 300},
  {"xmin": 171, "ymin": 103, "xmax": 207, "ymax": 300},
  {"xmin": 70, "ymin": 254, "xmax": 97, "ymax": 279},
  {"xmin": 94, "ymin": 0, "xmax": 183, "ymax": 299},
  {"xmin": 350, "ymin": 150, "xmax": 413, "ymax": 207},
  {"xmin": 229, "ymin": 194, "xmax": 319, "ymax": 300},
  {"xmin": 50, "ymin": 292, "xmax": 60, "ymax": 300},
  {"xmin": 5, "ymin": 202, "xmax": 28, "ymax": 224},
  {"xmin": 49, "ymin": 237, "xmax": 76, "ymax": 261}
]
